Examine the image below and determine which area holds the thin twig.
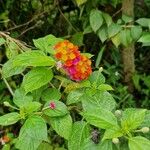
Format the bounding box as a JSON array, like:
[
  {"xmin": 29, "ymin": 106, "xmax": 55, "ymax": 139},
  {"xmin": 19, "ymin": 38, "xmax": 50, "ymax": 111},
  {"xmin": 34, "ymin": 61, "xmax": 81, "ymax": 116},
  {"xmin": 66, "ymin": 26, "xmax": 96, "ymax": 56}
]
[
  {"xmin": 0, "ymin": 31, "xmax": 29, "ymax": 51},
  {"xmin": 3, "ymin": 78, "xmax": 14, "ymax": 96},
  {"xmin": 112, "ymin": 8, "xmax": 122, "ymax": 18},
  {"xmin": 56, "ymin": 1, "xmax": 78, "ymax": 32},
  {"xmin": 6, "ymin": 11, "xmax": 46, "ymax": 32},
  {"xmin": 17, "ymin": 21, "xmax": 42, "ymax": 38}
]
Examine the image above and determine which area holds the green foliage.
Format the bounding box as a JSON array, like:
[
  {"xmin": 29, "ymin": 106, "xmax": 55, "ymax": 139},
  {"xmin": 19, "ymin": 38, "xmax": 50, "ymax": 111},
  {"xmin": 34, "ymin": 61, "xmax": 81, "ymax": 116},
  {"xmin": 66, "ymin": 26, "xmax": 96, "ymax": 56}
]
[
  {"xmin": 13, "ymin": 88, "xmax": 33, "ymax": 107},
  {"xmin": 16, "ymin": 115, "xmax": 47, "ymax": 150},
  {"xmin": 121, "ymin": 108, "xmax": 146, "ymax": 131},
  {"xmin": 0, "ymin": 37, "xmax": 6, "ymax": 46},
  {"xmin": 129, "ymin": 136, "xmax": 150, "ymax": 150},
  {"xmin": 0, "ymin": 0, "xmax": 150, "ymax": 149},
  {"xmin": 47, "ymin": 114, "xmax": 72, "ymax": 140},
  {"xmin": 83, "ymin": 108, "xmax": 118, "ymax": 129},
  {"xmin": 12, "ymin": 51, "xmax": 55, "ymax": 67},
  {"xmin": 90, "ymin": 9, "xmax": 103, "ymax": 32},
  {"xmin": 68, "ymin": 121, "xmax": 90, "ymax": 150},
  {"xmin": 2, "ymin": 58, "xmax": 26, "ymax": 78},
  {"xmin": 0, "ymin": 33, "xmax": 150, "ymax": 150},
  {"xmin": 108, "ymin": 23, "xmax": 121, "ymax": 38},
  {"xmin": 41, "ymin": 88, "xmax": 61, "ymax": 101},
  {"xmin": 22, "ymin": 67, "xmax": 53, "ymax": 93},
  {"xmin": 33, "ymin": 35, "xmax": 63, "ymax": 54},
  {"xmin": 0, "ymin": 112, "xmax": 20, "ymax": 126}
]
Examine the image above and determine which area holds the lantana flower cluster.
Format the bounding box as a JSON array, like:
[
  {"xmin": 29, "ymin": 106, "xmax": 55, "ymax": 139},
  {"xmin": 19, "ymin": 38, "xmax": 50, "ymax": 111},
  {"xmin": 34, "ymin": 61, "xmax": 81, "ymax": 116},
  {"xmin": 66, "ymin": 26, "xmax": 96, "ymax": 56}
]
[{"xmin": 54, "ymin": 40, "xmax": 92, "ymax": 81}]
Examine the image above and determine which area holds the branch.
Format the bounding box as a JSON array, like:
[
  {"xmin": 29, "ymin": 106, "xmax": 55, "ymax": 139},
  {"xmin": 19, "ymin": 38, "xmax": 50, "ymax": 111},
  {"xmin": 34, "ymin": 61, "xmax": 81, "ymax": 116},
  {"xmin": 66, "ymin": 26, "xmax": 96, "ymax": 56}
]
[
  {"xmin": 6, "ymin": 11, "xmax": 46, "ymax": 32},
  {"xmin": 17, "ymin": 21, "xmax": 43, "ymax": 38},
  {"xmin": 0, "ymin": 31, "xmax": 29, "ymax": 51}
]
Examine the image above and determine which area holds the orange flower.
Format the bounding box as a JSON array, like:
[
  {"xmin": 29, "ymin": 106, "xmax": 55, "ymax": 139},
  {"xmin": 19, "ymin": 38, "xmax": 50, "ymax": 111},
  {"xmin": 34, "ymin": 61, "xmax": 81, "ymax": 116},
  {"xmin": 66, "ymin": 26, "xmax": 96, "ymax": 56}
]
[{"xmin": 54, "ymin": 40, "xmax": 92, "ymax": 81}]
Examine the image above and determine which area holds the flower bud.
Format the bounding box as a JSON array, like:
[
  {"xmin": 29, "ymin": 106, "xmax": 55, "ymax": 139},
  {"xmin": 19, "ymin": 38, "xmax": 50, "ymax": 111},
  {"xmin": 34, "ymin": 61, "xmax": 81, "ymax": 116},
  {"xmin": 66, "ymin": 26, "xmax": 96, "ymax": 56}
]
[
  {"xmin": 141, "ymin": 127, "xmax": 149, "ymax": 133},
  {"xmin": 112, "ymin": 138, "xmax": 119, "ymax": 144},
  {"xmin": 115, "ymin": 110, "xmax": 122, "ymax": 117},
  {"xmin": 3, "ymin": 101, "xmax": 11, "ymax": 107},
  {"xmin": 99, "ymin": 67, "xmax": 103, "ymax": 72},
  {"xmin": 49, "ymin": 102, "xmax": 56, "ymax": 109}
]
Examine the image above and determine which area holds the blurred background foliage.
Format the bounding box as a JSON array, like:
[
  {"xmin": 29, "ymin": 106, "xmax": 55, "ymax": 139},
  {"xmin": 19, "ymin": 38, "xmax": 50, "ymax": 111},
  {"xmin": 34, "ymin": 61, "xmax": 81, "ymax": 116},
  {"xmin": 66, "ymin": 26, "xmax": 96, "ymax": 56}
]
[{"xmin": 0, "ymin": 0, "xmax": 150, "ymax": 110}]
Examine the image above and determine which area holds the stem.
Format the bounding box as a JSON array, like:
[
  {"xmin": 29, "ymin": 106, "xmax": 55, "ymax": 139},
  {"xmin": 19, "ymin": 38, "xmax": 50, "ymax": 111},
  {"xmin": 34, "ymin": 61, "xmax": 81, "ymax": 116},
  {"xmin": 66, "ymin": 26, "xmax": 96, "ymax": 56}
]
[
  {"xmin": 3, "ymin": 78, "xmax": 14, "ymax": 96},
  {"xmin": 42, "ymin": 106, "xmax": 50, "ymax": 111},
  {"xmin": 58, "ymin": 81, "xmax": 64, "ymax": 91},
  {"xmin": 49, "ymin": 82, "xmax": 55, "ymax": 88}
]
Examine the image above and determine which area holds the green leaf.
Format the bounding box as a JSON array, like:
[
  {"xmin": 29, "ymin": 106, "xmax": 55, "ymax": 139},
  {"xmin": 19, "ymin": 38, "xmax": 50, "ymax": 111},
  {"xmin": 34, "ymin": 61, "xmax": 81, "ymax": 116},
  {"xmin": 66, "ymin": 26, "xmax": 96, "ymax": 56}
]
[
  {"xmin": 13, "ymin": 51, "xmax": 55, "ymax": 67},
  {"xmin": 65, "ymin": 80, "xmax": 91, "ymax": 93},
  {"xmin": 43, "ymin": 100, "xmax": 69, "ymax": 117},
  {"xmin": 2, "ymin": 144, "xmax": 10, "ymax": 150},
  {"xmin": 67, "ymin": 89, "xmax": 85, "ymax": 105},
  {"xmin": 83, "ymin": 26, "xmax": 92, "ymax": 34},
  {"xmin": 41, "ymin": 88, "xmax": 61, "ymax": 101},
  {"xmin": 110, "ymin": 0, "xmax": 119, "ymax": 7},
  {"xmin": 68, "ymin": 121, "xmax": 90, "ymax": 150},
  {"xmin": 82, "ymin": 108, "xmax": 118, "ymax": 129},
  {"xmin": 95, "ymin": 46, "xmax": 105, "ymax": 68},
  {"xmin": 108, "ymin": 23, "xmax": 121, "ymax": 38},
  {"xmin": 136, "ymin": 18, "xmax": 150, "ymax": 27},
  {"xmin": 22, "ymin": 102, "xmax": 41, "ymax": 114},
  {"xmin": 99, "ymin": 140, "xmax": 113, "ymax": 150},
  {"xmin": 2, "ymin": 58, "xmax": 26, "ymax": 78},
  {"xmin": 38, "ymin": 142, "xmax": 53, "ymax": 150},
  {"xmin": 81, "ymin": 139, "xmax": 113, "ymax": 150},
  {"xmin": 120, "ymin": 29, "xmax": 133, "ymax": 47},
  {"xmin": 0, "ymin": 37, "xmax": 6, "ymax": 46},
  {"xmin": 47, "ymin": 114, "xmax": 72, "ymax": 140},
  {"xmin": 0, "ymin": 112, "xmax": 20, "ymax": 126},
  {"xmin": 132, "ymin": 74, "xmax": 141, "ymax": 91},
  {"xmin": 141, "ymin": 110, "xmax": 150, "ymax": 127},
  {"xmin": 129, "ymin": 136, "xmax": 150, "ymax": 150},
  {"xmin": 111, "ymin": 33, "xmax": 121, "ymax": 48},
  {"xmin": 6, "ymin": 41, "xmax": 19, "ymax": 59},
  {"xmin": 90, "ymin": 9, "xmax": 103, "ymax": 32},
  {"xmin": 88, "ymin": 71, "xmax": 105, "ymax": 87},
  {"xmin": 98, "ymin": 26, "xmax": 108, "ymax": 43},
  {"xmin": 71, "ymin": 32, "xmax": 83, "ymax": 46},
  {"xmin": 33, "ymin": 34, "xmax": 63, "ymax": 54},
  {"xmin": 121, "ymin": 108, "xmax": 147, "ymax": 131},
  {"xmin": 103, "ymin": 127, "xmax": 123, "ymax": 140},
  {"xmin": 102, "ymin": 13, "xmax": 112, "ymax": 27},
  {"xmin": 16, "ymin": 115, "xmax": 47, "ymax": 150},
  {"xmin": 13, "ymin": 88, "xmax": 33, "ymax": 108},
  {"xmin": 32, "ymin": 85, "xmax": 48, "ymax": 101},
  {"xmin": 82, "ymin": 53, "xmax": 94, "ymax": 58},
  {"xmin": 131, "ymin": 26, "xmax": 142, "ymax": 41},
  {"xmin": 98, "ymin": 84, "xmax": 113, "ymax": 91},
  {"xmin": 82, "ymin": 91, "xmax": 116, "ymax": 111},
  {"xmin": 138, "ymin": 32, "xmax": 150, "ymax": 43},
  {"xmin": 122, "ymin": 14, "xmax": 133, "ymax": 23},
  {"xmin": 22, "ymin": 67, "xmax": 53, "ymax": 93},
  {"xmin": 75, "ymin": 0, "xmax": 87, "ymax": 6},
  {"xmin": 142, "ymin": 76, "xmax": 150, "ymax": 88},
  {"xmin": 16, "ymin": 138, "xmax": 41, "ymax": 150}
]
